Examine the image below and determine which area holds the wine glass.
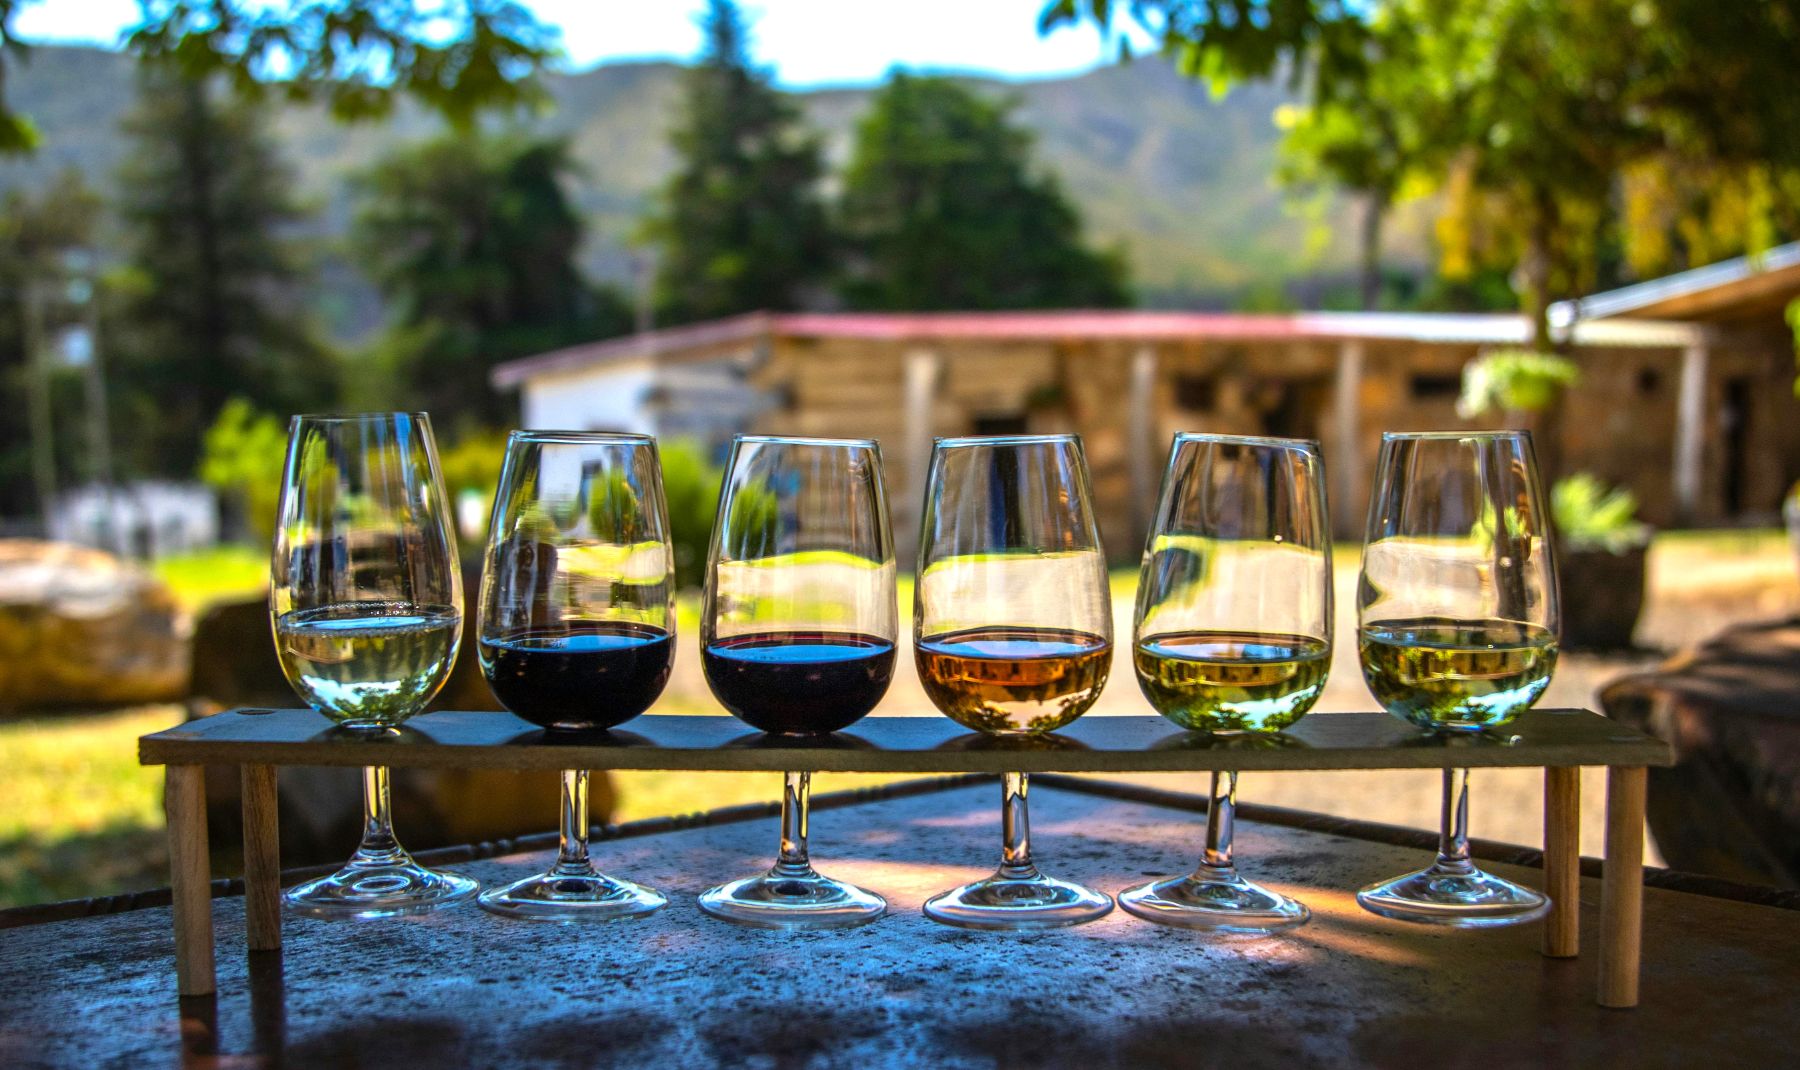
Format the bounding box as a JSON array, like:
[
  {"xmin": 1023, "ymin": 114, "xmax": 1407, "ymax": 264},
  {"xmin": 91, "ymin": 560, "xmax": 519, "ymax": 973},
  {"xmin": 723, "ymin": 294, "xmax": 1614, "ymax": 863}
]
[
  {"xmin": 270, "ymin": 412, "xmax": 478, "ymax": 917},
  {"xmin": 475, "ymin": 431, "xmax": 674, "ymax": 921},
  {"xmin": 1120, "ymin": 433, "xmax": 1331, "ymax": 932},
  {"xmin": 1355, "ymin": 430, "xmax": 1559, "ymax": 925},
  {"xmin": 915, "ymin": 433, "xmax": 1114, "ymax": 930},
  {"xmin": 697, "ymin": 435, "xmax": 895, "ymax": 929}
]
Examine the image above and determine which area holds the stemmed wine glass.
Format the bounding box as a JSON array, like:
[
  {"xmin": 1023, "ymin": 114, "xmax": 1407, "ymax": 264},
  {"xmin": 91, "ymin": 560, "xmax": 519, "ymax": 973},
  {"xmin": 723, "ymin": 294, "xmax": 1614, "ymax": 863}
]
[
  {"xmin": 270, "ymin": 412, "xmax": 479, "ymax": 917},
  {"xmin": 1120, "ymin": 433, "xmax": 1331, "ymax": 931},
  {"xmin": 915, "ymin": 434, "xmax": 1114, "ymax": 930},
  {"xmin": 697, "ymin": 435, "xmax": 895, "ymax": 929},
  {"xmin": 1356, "ymin": 430, "xmax": 1559, "ymax": 925},
  {"xmin": 475, "ymin": 431, "xmax": 674, "ymax": 921}
]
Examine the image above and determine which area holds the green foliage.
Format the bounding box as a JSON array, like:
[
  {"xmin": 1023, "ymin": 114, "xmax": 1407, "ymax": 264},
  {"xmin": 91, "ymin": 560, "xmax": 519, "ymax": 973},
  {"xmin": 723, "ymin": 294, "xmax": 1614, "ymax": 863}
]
[
  {"xmin": 837, "ymin": 72, "xmax": 1130, "ymax": 310},
  {"xmin": 354, "ymin": 132, "xmax": 632, "ymax": 428},
  {"xmin": 1789, "ymin": 297, "xmax": 1800, "ymax": 398},
  {"xmin": 643, "ymin": 0, "xmax": 832, "ymax": 324},
  {"xmin": 197, "ymin": 399, "xmax": 287, "ymax": 544},
  {"xmin": 1553, "ymin": 473, "xmax": 1650, "ymax": 554},
  {"xmin": 111, "ymin": 70, "xmax": 330, "ymax": 477},
  {"xmin": 1456, "ymin": 349, "xmax": 1579, "ymax": 418},
  {"xmin": 659, "ymin": 439, "xmax": 723, "ymax": 590}
]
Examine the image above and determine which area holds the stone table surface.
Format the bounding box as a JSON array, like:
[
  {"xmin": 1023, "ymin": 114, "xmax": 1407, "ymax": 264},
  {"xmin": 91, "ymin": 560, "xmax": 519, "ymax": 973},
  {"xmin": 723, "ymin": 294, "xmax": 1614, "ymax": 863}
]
[{"xmin": 2, "ymin": 777, "xmax": 1796, "ymax": 1069}]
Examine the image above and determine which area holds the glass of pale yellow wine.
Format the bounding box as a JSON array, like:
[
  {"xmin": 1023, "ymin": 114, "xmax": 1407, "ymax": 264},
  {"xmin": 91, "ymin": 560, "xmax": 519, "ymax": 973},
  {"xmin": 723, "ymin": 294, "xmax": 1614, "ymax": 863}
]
[{"xmin": 1355, "ymin": 430, "xmax": 1559, "ymax": 925}]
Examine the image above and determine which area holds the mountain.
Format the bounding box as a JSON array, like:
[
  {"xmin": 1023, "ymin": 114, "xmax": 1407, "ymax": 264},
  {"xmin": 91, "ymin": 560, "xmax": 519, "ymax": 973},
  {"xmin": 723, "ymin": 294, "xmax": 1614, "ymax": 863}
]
[{"xmin": 0, "ymin": 46, "xmax": 1426, "ymax": 334}]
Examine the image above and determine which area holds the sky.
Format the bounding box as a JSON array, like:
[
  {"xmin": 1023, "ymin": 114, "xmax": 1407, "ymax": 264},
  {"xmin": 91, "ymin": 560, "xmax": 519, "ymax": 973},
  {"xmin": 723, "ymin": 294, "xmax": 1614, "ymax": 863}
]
[{"xmin": 10, "ymin": 0, "xmax": 1157, "ymax": 88}]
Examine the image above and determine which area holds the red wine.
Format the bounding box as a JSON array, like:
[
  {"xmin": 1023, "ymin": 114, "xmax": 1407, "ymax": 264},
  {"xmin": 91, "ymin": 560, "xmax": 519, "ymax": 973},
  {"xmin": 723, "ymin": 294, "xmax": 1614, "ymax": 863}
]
[
  {"xmin": 703, "ymin": 631, "xmax": 896, "ymax": 735},
  {"xmin": 479, "ymin": 622, "xmax": 673, "ymax": 731}
]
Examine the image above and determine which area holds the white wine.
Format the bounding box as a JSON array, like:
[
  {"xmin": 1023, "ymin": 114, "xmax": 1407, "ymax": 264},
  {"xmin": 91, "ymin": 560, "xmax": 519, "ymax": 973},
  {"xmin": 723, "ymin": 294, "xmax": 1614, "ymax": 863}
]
[
  {"xmin": 1134, "ymin": 631, "xmax": 1330, "ymax": 733},
  {"xmin": 275, "ymin": 601, "xmax": 462, "ymax": 729},
  {"xmin": 1359, "ymin": 617, "xmax": 1556, "ymax": 731}
]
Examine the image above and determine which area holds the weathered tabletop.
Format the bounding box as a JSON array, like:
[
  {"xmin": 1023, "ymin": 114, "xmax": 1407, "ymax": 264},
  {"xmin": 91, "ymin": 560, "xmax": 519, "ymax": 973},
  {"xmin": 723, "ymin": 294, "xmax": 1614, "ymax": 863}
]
[{"xmin": 3, "ymin": 777, "xmax": 1793, "ymax": 1069}]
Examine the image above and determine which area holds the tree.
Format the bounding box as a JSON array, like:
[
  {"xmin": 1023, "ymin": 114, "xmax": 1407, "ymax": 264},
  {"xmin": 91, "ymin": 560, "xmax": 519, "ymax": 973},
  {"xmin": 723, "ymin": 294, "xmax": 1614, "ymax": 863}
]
[
  {"xmin": 111, "ymin": 69, "xmax": 328, "ymax": 476},
  {"xmin": 837, "ymin": 73, "xmax": 1129, "ymax": 311},
  {"xmin": 354, "ymin": 132, "xmax": 631, "ymax": 428},
  {"xmin": 0, "ymin": 0, "xmax": 559, "ymax": 153},
  {"xmin": 643, "ymin": 0, "xmax": 832, "ymax": 323}
]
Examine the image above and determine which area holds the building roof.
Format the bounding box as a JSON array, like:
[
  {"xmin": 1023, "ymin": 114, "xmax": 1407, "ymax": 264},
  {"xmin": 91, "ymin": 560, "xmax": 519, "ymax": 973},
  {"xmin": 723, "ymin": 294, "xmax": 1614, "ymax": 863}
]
[
  {"xmin": 1551, "ymin": 240, "xmax": 1800, "ymax": 325},
  {"xmin": 491, "ymin": 309, "xmax": 1703, "ymax": 388}
]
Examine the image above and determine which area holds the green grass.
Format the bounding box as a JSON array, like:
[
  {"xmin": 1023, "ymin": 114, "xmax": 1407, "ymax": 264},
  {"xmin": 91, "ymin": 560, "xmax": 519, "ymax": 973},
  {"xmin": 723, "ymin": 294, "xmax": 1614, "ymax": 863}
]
[{"xmin": 152, "ymin": 545, "xmax": 268, "ymax": 614}]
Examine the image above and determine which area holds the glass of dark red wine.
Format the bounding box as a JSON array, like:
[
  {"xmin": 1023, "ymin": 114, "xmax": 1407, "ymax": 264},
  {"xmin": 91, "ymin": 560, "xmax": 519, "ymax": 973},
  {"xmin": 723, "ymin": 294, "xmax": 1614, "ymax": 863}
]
[
  {"xmin": 915, "ymin": 434, "xmax": 1115, "ymax": 930},
  {"xmin": 474, "ymin": 431, "xmax": 675, "ymax": 922},
  {"xmin": 696, "ymin": 435, "xmax": 896, "ymax": 929}
]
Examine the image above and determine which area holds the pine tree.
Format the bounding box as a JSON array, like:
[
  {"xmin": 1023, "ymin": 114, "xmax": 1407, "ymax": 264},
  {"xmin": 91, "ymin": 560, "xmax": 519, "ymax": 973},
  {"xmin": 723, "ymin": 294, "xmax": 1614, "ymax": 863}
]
[
  {"xmin": 354, "ymin": 132, "xmax": 632, "ymax": 429},
  {"xmin": 644, "ymin": 0, "xmax": 832, "ymax": 324},
  {"xmin": 837, "ymin": 73, "xmax": 1128, "ymax": 311},
  {"xmin": 112, "ymin": 69, "xmax": 327, "ymax": 476}
]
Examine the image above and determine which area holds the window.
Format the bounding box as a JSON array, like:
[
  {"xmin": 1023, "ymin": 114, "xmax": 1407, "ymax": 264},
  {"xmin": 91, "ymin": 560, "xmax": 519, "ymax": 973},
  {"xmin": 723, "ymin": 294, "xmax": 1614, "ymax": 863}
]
[
  {"xmin": 1410, "ymin": 373, "xmax": 1463, "ymax": 400},
  {"xmin": 1637, "ymin": 368, "xmax": 1661, "ymax": 395},
  {"xmin": 972, "ymin": 413, "xmax": 1029, "ymax": 436},
  {"xmin": 1173, "ymin": 374, "xmax": 1216, "ymax": 411}
]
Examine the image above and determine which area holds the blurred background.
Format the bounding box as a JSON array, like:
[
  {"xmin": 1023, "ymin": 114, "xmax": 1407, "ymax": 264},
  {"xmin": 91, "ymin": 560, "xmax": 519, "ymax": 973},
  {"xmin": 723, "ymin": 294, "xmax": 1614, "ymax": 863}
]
[{"xmin": 2, "ymin": 0, "xmax": 1798, "ymax": 910}]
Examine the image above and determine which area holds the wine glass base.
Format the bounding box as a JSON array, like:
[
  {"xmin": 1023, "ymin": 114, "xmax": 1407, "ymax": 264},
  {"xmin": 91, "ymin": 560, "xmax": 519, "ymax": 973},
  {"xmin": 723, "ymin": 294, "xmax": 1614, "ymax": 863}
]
[
  {"xmin": 923, "ymin": 872, "xmax": 1113, "ymax": 931},
  {"xmin": 1356, "ymin": 865, "xmax": 1550, "ymax": 927},
  {"xmin": 285, "ymin": 858, "xmax": 479, "ymax": 919},
  {"xmin": 1119, "ymin": 873, "xmax": 1310, "ymax": 933},
  {"xmin": 477, "ymin": 870, "xmax": 667, "ymax": 923},
  {"xmin": 698, "ymin": 870, "xmax": 887, "ymax": 930}
]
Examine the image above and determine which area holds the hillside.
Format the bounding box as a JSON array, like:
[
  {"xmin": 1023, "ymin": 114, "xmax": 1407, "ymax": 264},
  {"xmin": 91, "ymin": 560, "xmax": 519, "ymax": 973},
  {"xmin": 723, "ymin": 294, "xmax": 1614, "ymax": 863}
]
[{"xmin": 0, "ymin": 46, "xmax": 1427, "ymax": 331}]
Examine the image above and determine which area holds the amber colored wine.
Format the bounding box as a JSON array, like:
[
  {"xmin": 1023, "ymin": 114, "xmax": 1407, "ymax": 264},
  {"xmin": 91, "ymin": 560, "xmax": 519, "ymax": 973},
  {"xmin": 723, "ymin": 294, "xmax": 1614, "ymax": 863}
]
[
  {"xmin": 1359, "ymin": 617, "xmax": 1557, "ymax": 731},
  {"xmin": 275, "ymin": 601, "xmax": 461, "ymax": 729},
  {"xmin": 1134, "ymin": 631, "xmax": 1330, "ymax": 733},
  {"xmin": 916, "ymin": 626, "xmax": 1112, "ymax": 735},
  {"xmin": 480, "ymin": 622, "xmax": 673, "ymax": 731}
]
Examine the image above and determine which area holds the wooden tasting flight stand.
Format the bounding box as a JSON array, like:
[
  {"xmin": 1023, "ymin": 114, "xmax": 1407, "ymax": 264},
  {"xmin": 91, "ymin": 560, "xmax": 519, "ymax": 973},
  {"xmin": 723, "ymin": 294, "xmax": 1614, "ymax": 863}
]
[{"xmin": 140, "ymin": 707, "xmax": 1670, "ymax": 1008}]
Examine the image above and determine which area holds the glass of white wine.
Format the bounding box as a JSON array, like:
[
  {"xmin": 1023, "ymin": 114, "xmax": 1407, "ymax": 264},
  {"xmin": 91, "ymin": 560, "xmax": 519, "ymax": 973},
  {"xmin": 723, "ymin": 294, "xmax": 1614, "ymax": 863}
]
[
  {"xmin": 1355, "ymin": 430, "xmax": 1559, "ymax": 925},
  {"xmin": 271, "ymin": 412, "xmax": 478, "ymax": 918},
  {"xmin": 1120, "ymin": 433, "xmax": 1330, "ymax": 932}
]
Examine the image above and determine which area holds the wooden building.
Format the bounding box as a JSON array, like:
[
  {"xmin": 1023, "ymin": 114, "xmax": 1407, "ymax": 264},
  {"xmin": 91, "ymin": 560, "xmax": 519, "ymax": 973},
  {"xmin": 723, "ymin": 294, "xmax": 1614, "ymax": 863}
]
[{"xmin": 492, "ymin": 246, "xmax": 1800, "ymax": 553}]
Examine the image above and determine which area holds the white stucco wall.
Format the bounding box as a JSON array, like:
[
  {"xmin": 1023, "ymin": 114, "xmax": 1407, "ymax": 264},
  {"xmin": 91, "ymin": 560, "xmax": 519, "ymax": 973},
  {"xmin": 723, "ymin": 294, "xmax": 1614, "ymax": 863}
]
[{"xmin": 519, "ymin": 359, "xmax": 656, "ymax": 434}]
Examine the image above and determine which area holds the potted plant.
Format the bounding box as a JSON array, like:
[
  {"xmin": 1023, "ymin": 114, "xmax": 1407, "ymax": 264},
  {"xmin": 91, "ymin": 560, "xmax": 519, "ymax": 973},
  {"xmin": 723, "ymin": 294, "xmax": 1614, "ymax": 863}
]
[{"xmin": 1552, "ymin": 473, "xmax": 1652, "ymax": 650}]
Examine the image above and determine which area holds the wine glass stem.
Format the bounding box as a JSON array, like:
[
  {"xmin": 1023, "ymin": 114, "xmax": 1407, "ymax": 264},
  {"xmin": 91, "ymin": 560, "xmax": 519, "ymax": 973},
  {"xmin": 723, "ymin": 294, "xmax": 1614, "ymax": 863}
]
[
  {"xmin": 998, "ymin": 771, "xmax": 1040, "ymax": 881},
  {"xmin": 772, "ymin": 770, "xmax": 816, "ymax": 879},
  {"xmin": 1195, "ymin": 769, "xmax": 1240, "ymax": 882},
  {"xmin": 552, "ymin": 768, "xmax": 598, "ymax": 878},
  {"xmin": 1435, "ymin": 767, "xmax": 1476, "ymax": 875},
  {"xmin": 353, "ymin": 765, "xmax": 405, "ymax": 865}
]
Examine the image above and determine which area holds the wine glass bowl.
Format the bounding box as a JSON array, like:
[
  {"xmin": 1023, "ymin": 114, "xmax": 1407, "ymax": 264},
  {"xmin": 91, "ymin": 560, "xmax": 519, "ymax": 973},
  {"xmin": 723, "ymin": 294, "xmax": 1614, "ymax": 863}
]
[
  {"xmin": 914, "ymin": 434, "xmax": 1114, "ymax": 930},
  {"xmin": 1120, "ymin": 433, "xmax": 1330, "ymax": 932},
  {"xmin": 1354, "ymin": 430, "xmax": 1560, "ymax": 926},
  {"xmin": 473, "ymin": 431, "xmax": 675, "ymax": 922},
  {"xmin": 270, "ymin": 412, "xmax": 478, "ymax": 917}
]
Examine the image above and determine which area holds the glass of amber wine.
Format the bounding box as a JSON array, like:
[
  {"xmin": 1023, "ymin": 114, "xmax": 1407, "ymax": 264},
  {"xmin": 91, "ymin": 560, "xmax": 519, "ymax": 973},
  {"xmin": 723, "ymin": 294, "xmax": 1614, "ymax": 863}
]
[
  {"xmin": 271, "ymin": 412, "xmax": 479, "ymax": 917},
  {"xmin": 1121, "ymin": 433, "xmax": 1331, "ymax": 931},
  {"xmin": 475, "ymin": 432, "xmax": 674, "ymax": 921},
  {"xmin": 916, "ymin": 434, "xmax": 1114, "ymax": 930},
  {"xmin": 697, "ymin": 436, "xmax": 896, "ymax": 929},
  {"xmin": 1356, "ymin": 430, "xmax": 1560, "ymax": 925}
]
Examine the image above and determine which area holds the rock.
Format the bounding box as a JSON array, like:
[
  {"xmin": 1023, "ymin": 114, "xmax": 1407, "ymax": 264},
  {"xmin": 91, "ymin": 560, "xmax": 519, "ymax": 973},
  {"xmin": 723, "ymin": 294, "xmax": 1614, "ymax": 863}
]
[{"xmin": 0, "ymin": 539, "xmax": 187, "ymax": 711}]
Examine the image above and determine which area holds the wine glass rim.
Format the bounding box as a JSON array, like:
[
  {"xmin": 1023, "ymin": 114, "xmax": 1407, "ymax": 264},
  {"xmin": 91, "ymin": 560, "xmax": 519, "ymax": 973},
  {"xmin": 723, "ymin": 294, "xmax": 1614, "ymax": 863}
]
[
  {"xmin": 290, "ymin": 411, "xmax": 432, "ymax": 424},
  {"xmin": 1174, "ymin": 431, "xmax": 1320, "ymax": 450},
  {"xmin": 734, "ymin": 433, "xmax": 879, "ymax": 448},
  {"xmin": 508, "ymin": 429, "xmax": 655, "ymax": 444},
  {"xmin": 934, "ymin": 433, "xmax": 1078, "ymax": 448},
  {"xmin": 1382, "ymin": 429, "xmax": 1532, "ymax": 442}
]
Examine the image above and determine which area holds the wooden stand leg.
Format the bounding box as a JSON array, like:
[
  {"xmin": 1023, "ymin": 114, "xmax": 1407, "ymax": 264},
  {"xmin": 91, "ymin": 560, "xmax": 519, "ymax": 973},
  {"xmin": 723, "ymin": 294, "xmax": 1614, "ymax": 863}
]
[
  {"xmin": 1598, "ymin": 766, "xmax": 1648, "ymax": 1008},
  {"xmin": 1543, "ymin": 765, "xmax": 1581, "ymax": 958},
  {"xmin": 164, "ymin": 765, "xmax": 215, "ymax": 998},
  {"xmin": 242, "ymin": 764, "xmax": 282, "ymax": 952}
]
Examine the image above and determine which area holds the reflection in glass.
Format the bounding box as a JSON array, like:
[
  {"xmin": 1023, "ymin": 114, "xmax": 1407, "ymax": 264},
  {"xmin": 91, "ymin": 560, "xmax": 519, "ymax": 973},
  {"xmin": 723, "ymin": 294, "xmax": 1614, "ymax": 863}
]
[
  {"xmin": 1355, "ymin": 431, "xmax": 1559, "ymax": 925},
  {"xmin": 1121, "ymin": 433, "xmax": 1330, "ymax": 932},
  {"xmin": 271, "ymin": 412, "xmax": 478, "ymax": 917},
  {"xmin": 915, "ymin": 434, "xmax": 1114, "ymax": 929},
  {"xmin": 698, "ymin": 436, "xmax": 896, "ymax": 929},
  {"xmin": 475, "ymin": 431, "xmax": 674, "ymax": 921}
]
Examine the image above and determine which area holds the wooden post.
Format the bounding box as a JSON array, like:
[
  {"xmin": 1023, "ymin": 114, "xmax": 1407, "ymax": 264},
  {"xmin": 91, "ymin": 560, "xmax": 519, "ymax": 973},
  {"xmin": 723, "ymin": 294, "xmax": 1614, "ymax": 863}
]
[
  {"xmin": 1128, "ymin": 346, "xmax": 1158, "ymax": 552},
  {"xmin": 1599, "ymin": 765, "xmax": 1648, "ymax": 1008},
  {"xmin": 242, "ymin": 764, "xmax": 282, "ymax": 952},
  {"xmin": 900, "ymin": 349, "xmax": 940, "ymax": 566},
  {"xmin": 1542, "ymin": 766, "xmax": 1580, "ymax": 958},
  {"xmin": 1672, "ymin": 341, "xmax": 1709, "ymax": 525},
  {"xmin": 1332, "ymin": 340, "xmax": 1365, "ymax": 538},
  {"xmin": 164, "ymin": 765, "xmax": 215, "ymax": 997}
]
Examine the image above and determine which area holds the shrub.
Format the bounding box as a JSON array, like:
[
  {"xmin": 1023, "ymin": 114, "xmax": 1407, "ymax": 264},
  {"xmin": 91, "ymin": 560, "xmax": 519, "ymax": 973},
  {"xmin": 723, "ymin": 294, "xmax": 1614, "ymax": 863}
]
[
  {"xmin": 1457, "ymin": 349, "xmax": 1579, "ymax": 418},
  {"xmin": 1552, "ymin": 473, "xmax": 1650, "ymax": 554}
]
